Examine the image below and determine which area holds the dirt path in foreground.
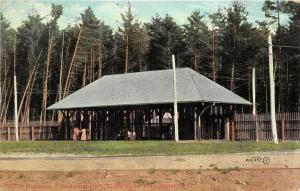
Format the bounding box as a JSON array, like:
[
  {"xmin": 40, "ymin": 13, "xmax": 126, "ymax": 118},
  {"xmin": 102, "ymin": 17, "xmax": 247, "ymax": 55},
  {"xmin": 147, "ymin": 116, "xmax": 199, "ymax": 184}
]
[{"xmin": 0, "ymin": 169, "xmax": 300, "ymax": 191}]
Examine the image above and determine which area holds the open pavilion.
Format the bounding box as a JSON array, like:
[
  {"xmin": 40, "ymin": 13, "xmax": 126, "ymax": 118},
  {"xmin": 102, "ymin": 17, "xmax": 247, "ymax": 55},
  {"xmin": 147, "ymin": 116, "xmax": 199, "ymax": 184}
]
[{"xmin": 48, "ymin": 68, "xmax": 251, "ymax": 141}]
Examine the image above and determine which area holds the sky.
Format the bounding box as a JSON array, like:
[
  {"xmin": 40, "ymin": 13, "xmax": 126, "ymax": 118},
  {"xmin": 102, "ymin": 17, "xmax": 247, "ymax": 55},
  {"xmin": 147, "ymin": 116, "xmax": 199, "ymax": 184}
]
[{"xmin": 0, "ymin": 0, "xmax": 291, "ymax": 31}]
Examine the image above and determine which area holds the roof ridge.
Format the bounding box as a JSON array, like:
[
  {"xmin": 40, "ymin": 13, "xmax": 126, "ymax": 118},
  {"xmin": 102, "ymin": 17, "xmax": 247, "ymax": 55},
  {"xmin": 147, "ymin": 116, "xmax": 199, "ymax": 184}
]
[
  {"xmin": 103, "ymin": 67, "xmax": 189, "ymax": 78},
  {"xmin": 186, "ymin": 68, "xmax": 204, "ymax": 101}
]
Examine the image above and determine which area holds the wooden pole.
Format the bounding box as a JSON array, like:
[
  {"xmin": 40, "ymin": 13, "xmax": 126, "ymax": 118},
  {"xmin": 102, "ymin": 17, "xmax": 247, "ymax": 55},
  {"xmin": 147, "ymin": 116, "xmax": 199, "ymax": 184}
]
[
  {"xmin": 252, "ymin": 67, "xmax": 258, "ymax": 142},
  {"xmin": 172, "ymin": 55, "xmax": 179, "ymax": 142},
  {"xmin": 252, "ymin": 67, "xmax": 256, "ymax": 116},
  {"xmin": 268, "ymin": 34, "xmax": 278, "ymax": 144},
  {"xmin": 13, "ymin": 40, "xmax": 19, "ymax": 141}
]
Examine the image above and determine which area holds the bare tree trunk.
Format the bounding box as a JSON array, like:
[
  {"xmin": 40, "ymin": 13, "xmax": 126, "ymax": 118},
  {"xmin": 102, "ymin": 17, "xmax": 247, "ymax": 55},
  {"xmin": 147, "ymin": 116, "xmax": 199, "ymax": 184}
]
[
  {"xmin": 92, "ymin": 52, "xmax": 95, "ymax": 82},
  {"xmin": 57, "ymin": 32, "xmax": 65, "ymax": 127},
  {"xmin": 212, "ymin": 30, "xmax": 216, "ymax": 81},
  {"xmin": 40, "ymin": 31, "xmax": 53, "ymax": 128},
  {"xmin": 82, "ymin": 57, "xmax": 87, "ymax": 87},
  {"xmin": 64, "ymin": 23, "xmax": 84, "ymax": 97},
  {"xmin": 58, "ymin": 32, "xmax": 64, "ymax": 101},
  {"xmin": 22, "ymin": 67, "xmax": 38, "ymax": 132},
  {"xmin": 0, "ymin": 48, "xmax": 9, "ymax": 122},
  {"xmin": 139, "ymin": 55, "xmax": 142, "ymax": 72},
  {"xmin": 230, "ymin": 61, "xmax": 235, "ymax": 92},
  {"xmin": 98, "ymin": 40, "xmax": 103, "ymax": 78},
  {"xmin": 2, "ymin": 85, "xmax": 12, "ymax": 126},
  {"xmin": 194, "ymin": 53, "xmax": 197, "ymax": 72},
  {"xmin": 18, "ymin": 51, "xmax": 42, "ymax": 117},
  {"xmin": 125, "ymin": 35, "xmax": 129, "ymax": 73}
]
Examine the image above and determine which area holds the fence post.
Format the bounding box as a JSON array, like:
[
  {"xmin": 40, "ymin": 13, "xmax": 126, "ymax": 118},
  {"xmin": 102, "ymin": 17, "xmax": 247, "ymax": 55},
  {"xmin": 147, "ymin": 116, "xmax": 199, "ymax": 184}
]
[
  {"xmin": 7, "ymin": 126, "xmax": 10, "ymax": 141},
  {"xmin": 255, "ymin": 115, "xmax": 259, "ymax": 142},
  {"xmin": 281, "ymin": 115, "xmax": 285, "ymax": 142},
  {"xmin": 31, "ymin": 126, "xmax": 35, "ymax": 141}
]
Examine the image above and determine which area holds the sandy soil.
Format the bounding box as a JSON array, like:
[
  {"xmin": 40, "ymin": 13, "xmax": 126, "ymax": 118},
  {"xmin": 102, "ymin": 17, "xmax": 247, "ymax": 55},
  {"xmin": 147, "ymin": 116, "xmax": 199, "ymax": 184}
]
[{"xmin": 0, "ymin": 169, "xmax": 300, "ymax": 191}]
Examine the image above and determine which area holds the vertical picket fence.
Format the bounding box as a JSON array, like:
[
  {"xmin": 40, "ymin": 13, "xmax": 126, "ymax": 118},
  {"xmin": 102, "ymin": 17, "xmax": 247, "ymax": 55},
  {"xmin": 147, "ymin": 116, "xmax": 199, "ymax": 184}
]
[{"xmin": 234, "ymin": 112, "xmax": 300, "ymax": 141}]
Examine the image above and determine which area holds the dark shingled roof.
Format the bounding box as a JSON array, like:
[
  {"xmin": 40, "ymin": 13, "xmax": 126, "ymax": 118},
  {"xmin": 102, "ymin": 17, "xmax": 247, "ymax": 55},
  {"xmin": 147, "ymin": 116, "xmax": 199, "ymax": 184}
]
[{"xmin": 48, "ymin": 68, "xmax": 251, "ymax": 110}]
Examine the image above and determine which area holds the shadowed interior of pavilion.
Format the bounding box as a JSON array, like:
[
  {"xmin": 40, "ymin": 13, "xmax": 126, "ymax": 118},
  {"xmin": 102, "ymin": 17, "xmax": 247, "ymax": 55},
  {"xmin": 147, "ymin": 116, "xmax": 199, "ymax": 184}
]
[{"xmin": 48, "ymin": 68, "xmax": 251, "ymax": 141}]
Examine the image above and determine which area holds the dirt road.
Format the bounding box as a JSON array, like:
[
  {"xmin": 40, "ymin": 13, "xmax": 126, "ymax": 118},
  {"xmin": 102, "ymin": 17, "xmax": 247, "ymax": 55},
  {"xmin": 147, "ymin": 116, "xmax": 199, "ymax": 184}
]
[{"xmin": 0, "ymin": 151, "xmax": 300, "ymax": 190}]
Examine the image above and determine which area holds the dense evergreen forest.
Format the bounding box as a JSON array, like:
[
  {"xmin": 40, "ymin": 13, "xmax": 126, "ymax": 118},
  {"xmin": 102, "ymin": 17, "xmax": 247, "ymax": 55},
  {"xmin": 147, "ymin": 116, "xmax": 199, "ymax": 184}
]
[{"xmin": 0, "ymin": 1, "xmax": 299, "ymax": 124}]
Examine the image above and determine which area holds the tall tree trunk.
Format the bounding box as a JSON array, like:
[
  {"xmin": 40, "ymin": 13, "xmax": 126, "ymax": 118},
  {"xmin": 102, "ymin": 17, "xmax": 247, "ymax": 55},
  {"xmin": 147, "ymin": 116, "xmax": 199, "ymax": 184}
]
[
  {"xmin": 58, "ymin": 32, "xmax": 64, "ymax": 101},
  {"xmin": 40, "ymin": 31, "xmax": 53, "ymax": 127},
  {"xmin": 82, "ymin": 57, "xmax": 87, "ymax": 87},
  {"xmin": 125, "ymin": 34, "xmax": 129, "ymax": 73},
  {"xmin": 230, "ymin": 61, "xmax": 235, "ymax": 92},
  {"xmin": 285, "ymin": 59, "xmax": 289, "ymax": 112},
  {"xmin": 0, "ymin": 48, "xmax": 9, "ymax": 122},
  {"xmin": 194, "ymin": 52, "xmax": 197, "ymax": 72},
  {"xmin": 3, "ymin": 88, "xmax": 12, "ymax": 126},
  {"xmin": 63, "ymin": 23, "xmax": 84, "ymax": 97},
  {"xmin": 57, "ymin": 32, "xmax": 65, "ymax": 127},
  {"xmin": 231, "ymin": 26, "xmax": 236, "ymax": 92},
  {"xmin": 139, "ymin": 55, "xmax": 142, "ymax": 72},
  {"xmin": 212, "ymin": 30, "xmax": 216, "ymax": 81},
  {"xmin": 23, "ymin": 67, "xmax": 38, "ymax": 128},
  {"xmin": 18, "ymin": 51, "xmax": 41, "ymax": 118},
  {"xmin": 98, "ymin": 40, "xmax": 103, "ymax": 78}
]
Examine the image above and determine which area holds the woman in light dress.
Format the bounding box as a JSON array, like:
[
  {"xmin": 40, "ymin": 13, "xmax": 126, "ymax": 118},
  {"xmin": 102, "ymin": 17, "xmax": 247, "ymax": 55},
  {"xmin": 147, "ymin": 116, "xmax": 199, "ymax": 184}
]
[
  {"xmin": 73, "ymin": 127, "xmax": 80, "ymax": 142},
  {"xmin": 81, "ymin": 128, "xmax": 87, "ymax": 141}
]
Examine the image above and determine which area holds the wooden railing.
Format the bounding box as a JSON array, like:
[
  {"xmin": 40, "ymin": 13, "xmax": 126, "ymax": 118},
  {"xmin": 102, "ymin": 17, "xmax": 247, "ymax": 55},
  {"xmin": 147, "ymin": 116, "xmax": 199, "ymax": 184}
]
[{"xmin": 234, "ymin": 113, "xmax": 300, "ymax": 141}]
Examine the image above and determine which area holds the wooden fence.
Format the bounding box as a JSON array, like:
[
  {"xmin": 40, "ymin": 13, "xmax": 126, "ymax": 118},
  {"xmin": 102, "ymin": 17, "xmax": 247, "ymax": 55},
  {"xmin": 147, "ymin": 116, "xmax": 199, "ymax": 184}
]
[
  {"xmin": 0, "ymin": 121, "xmax": 59, "ymax": 141},
  {"xmin": 234, "ymin": 112, "xmax": 300, "ymax": 141},
  {"xmin": 1, "ymin": 113, "xmax": 300, "ymax": 141}
]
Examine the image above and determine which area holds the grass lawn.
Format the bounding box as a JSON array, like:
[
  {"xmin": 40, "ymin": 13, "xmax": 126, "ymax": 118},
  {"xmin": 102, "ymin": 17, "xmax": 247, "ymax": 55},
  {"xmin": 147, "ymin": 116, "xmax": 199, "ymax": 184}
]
[{"xmin": 0, "ymin": 141, "xmax": 299, "ymax": 156}]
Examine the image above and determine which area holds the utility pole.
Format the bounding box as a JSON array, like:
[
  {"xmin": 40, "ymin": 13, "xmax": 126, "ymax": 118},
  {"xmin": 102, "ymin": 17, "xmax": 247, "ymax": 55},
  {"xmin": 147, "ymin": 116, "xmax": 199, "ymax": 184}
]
[
  {"xmin": 252, "ymin": 68, "xmax": 256, "ymax": 116},
  {"xmin": 172, "ymin": 55, "xmax": 179, "ymax": 142},
  {"xmin": 252, "ymin": 67, "xmax": 258, "ymax": 142},
  {"xmin": 268, "ymin": 34, "xmax": 278, "ymax": 144},
  {"xmin": 13, "ymin": 40, "xmax": 19, "ymax": 141}
]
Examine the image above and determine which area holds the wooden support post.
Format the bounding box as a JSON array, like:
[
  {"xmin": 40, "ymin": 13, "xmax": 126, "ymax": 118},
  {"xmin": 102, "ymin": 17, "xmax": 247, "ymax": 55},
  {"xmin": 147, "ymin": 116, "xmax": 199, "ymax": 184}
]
[
  {"xmin": 66, "ymin": 110, "xmax": 69, "ymax": 140},
  {"xmin": 104, "ymin": 110, "xmax": 108, "ymax": 140},
  {"xmin": 159, "ymin": 109, "xmax": 163, "ymax": 139},
  {"xmin": 148, "ymin": 109, "xmax": 151, "ymax": 139},
  {"xmin": 231, "ymin": 119, "xmax": 235, "ymax": 141},
  {"xmin": 225, "ymin": 118, "xmax": 230, "ymax": 141},
  {"xmin": 88, "ymin": 111, "xmax": 92, "ymax": 140},
  {"xmin": 198, "ymin": 113, "xmax": 201, "ymax": 140},
  {"xmin": 194, "ymin": 107, "xmax": 197, "ymax": 140}
]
